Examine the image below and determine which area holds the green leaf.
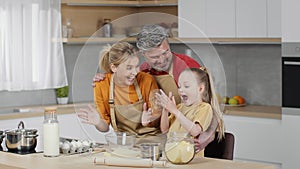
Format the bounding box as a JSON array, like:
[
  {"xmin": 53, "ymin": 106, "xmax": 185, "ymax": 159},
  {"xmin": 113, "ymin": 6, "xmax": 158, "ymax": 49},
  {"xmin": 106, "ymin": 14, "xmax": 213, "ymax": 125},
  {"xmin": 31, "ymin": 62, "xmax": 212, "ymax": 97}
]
[{"xmin": 55, "ymin": 86, "xmax": 69, "ymax": 98}]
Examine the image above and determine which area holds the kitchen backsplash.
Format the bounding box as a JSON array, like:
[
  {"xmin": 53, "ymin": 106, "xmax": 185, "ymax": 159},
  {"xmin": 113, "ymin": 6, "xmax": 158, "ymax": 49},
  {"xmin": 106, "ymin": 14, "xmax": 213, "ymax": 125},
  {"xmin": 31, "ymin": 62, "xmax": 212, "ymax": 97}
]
[
  {"xmin": 177, "ymin": 43, "xmax": 282, "ymax": 106},
  {"xmin": 0, "ymin": 43, "xmax": 281, "ymax": 108}
]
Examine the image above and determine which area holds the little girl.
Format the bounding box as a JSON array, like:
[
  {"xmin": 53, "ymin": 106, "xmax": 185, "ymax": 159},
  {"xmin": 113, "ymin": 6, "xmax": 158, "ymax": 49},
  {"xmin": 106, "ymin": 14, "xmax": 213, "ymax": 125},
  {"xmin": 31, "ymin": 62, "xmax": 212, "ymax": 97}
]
[{"xmin": 156, "ymin": 67, "xmax": 224, "ymax": 157}]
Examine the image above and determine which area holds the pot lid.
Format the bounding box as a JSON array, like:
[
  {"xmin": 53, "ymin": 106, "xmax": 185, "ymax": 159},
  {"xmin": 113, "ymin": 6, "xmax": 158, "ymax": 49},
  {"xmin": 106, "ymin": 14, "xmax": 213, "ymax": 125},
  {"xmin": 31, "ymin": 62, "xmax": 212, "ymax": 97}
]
[
  {"xmin": 6, "ymin": 129, "xmax": 38, "ymax": 135},
  {"xmin": 5, "ymin": 121, "xmax": 38, "ymax": 135}
]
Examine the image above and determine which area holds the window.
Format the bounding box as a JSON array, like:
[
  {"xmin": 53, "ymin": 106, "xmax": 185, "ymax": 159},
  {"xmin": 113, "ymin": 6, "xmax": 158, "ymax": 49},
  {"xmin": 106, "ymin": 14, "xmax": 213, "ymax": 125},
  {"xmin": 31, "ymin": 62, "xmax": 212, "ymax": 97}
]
[{"xmin": 0, "ymin": 0, "xmax": 67, "ymax": 91}]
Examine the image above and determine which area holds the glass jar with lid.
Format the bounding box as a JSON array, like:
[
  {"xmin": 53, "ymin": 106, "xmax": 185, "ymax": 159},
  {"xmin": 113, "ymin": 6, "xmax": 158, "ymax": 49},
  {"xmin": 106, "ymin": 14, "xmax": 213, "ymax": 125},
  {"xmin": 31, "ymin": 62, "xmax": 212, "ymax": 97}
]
[
  {"xmin": 102, "ymin": 18, "xmax": 112, "ymax": 37},
  {"xmin": 164, "ymin": 132, "xmax": 195, "ymax": 164},
  {"xmin": 43, "ymin": 107, "xmax": 60, "ymax": 157}
]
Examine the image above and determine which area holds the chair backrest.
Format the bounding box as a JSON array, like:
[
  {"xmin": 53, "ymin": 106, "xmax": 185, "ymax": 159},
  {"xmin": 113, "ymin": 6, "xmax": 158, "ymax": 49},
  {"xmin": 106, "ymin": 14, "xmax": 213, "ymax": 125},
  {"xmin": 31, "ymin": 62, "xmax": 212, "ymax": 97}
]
[{"xmin": 204, "ymin": 132, "xmax": 235, "ymax": 160}]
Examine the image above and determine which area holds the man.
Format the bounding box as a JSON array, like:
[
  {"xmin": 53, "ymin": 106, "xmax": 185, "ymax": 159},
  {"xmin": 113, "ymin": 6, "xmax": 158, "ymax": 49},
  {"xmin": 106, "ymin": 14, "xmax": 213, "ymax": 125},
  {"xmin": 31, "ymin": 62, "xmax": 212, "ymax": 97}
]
[
  {"xmin": 94, "ymin": 24, "xmax": 219, "ymax": 152},
  {"xmin": 136, "ymin": 24, "xmax": 200, "ymax": 104},
  {"xmin": 136, "ymin": 24, "xmax": 219, "ymax": 152}
]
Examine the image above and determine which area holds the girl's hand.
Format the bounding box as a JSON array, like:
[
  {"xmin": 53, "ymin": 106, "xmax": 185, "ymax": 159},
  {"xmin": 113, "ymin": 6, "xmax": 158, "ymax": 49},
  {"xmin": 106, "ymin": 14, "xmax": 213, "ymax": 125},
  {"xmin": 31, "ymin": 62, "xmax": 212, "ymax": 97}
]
[
  {"xmin": 156, "ymin": 89, "xmax": 177, "ymax": 113},
  {"xmin": 77, "ymin": 104, "xmax": 101, "ymax": 126}
]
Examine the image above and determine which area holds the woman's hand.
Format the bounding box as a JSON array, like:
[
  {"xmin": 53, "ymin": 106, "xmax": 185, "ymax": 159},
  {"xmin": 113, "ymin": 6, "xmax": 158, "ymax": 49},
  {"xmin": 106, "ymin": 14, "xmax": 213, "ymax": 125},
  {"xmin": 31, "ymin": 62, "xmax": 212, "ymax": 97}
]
[
  {"xmin": 141, "ymin": 103, "xmax": 152, "ymax": 126},
  {"xmin": 156, "ymin": 89, "xmax": 177, "ymax": 114},
  {"xmin": 77, "ymin": 104, "xmax": 101, "ymax": 126},
  {"xmin": 141, "ymin": 103, "xmax": 160, "ymax": 127},
  {"xmin": 77, "ymin": 104, "xmax": 109, "ymax": 132}
]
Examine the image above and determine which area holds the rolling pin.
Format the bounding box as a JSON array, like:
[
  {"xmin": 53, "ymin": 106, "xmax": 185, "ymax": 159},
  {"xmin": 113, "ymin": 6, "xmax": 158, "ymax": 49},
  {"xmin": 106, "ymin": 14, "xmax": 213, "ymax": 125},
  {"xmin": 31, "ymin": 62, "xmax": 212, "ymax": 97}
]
[{"xmin": 94, "ymin": 157, "xmax": 168, "ymax": 168}]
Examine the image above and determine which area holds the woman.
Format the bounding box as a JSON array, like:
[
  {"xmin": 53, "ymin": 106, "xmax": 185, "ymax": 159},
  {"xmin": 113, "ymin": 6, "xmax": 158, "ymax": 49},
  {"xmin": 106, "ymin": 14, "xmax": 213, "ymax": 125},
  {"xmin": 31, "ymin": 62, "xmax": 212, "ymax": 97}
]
[{"xmin": 77, "ymin": 42, "xmax": 161, "ymax": 141}]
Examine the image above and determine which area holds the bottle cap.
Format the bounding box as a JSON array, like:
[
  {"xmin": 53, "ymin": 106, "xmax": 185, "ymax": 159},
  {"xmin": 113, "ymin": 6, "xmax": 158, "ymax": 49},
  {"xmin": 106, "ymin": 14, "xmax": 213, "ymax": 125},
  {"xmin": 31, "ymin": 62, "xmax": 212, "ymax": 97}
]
[
  {"xmin": 44, "ymin": 107, "xmax": 57, "ymax": 111},
  {"xmin": 104, "ymin": 18, "xmax": 111, "ymax": 22}
]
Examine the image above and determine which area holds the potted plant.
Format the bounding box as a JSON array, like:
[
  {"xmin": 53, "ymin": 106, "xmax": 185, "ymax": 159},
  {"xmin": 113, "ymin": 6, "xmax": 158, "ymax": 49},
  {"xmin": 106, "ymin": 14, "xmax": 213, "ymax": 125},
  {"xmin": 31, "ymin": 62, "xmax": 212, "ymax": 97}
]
[{"xmin": 55, "ymin": 86, "xmax": 69, "ymax": 104}]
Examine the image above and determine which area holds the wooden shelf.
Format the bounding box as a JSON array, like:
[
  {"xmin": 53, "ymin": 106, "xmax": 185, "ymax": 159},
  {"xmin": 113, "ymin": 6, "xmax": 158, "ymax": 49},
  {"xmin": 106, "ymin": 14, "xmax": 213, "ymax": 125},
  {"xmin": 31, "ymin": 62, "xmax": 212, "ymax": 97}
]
[
  {"xmin": 62, "ymin": 37, "xmax": 281, "ymax": 44},
  {"xmin": 61, "ymin": 1, "xmax": 178, "ymax": 37},
  {"xmin": 62, "ymin": 37, "xmax": 137, "ymax": 44},
  {"xmin": 171, "ymin": 38, "xmax": 281, "ymax": 44},
  {"xmin": 61, "ymin": 0, "xmax": 178, "ymax": 6}
]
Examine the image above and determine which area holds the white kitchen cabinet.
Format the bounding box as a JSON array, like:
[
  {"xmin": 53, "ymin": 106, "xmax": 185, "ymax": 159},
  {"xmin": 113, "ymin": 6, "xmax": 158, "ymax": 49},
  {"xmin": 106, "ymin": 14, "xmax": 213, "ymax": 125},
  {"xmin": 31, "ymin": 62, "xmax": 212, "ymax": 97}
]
[
  {"xmin": 59, "ymin": 113, "xmax": 110, "ymax": 144},
  {"xmin": 178, "ymin": 0, "xmax": 235, "ymax": 38},
  {"xmin": 178, "ymin": 0, "xmax": 205, "ymax": 38},
  {"xmin": 205, "ymin": 0, "xmax": 236, "ymax": 37},
  {"xmin": 282, "ymin": 0, "xmax": 300, "ymax": 42},
  {"xmin": 224, "ymin": 112, "xmax": 300, "ymax": 169},
  {"xmin": 235, "ymin": 0, "xmax": 281, "ymax": 38},
  {"xmin": 223, "ymin": 115, "xmax": 282, "ymax": 167},
  {"xmin": 236, "ymin": 0, "xmax": 267, "ymax": 37},
  {"xmin": 179, "ymin": 0, "xmax": 280, "ymax": 38},
  {"xmin": 267, "ymin": 0, "xmax": 281, "ymax": 37}
]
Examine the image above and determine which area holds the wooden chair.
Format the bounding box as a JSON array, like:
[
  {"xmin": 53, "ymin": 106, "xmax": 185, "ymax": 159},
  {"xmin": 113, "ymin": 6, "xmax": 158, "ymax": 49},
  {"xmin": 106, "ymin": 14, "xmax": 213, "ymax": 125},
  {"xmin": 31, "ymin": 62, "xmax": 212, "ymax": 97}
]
[{"xmin": 204, "ymin": 132, "xmax": 235, "ymax": 160}]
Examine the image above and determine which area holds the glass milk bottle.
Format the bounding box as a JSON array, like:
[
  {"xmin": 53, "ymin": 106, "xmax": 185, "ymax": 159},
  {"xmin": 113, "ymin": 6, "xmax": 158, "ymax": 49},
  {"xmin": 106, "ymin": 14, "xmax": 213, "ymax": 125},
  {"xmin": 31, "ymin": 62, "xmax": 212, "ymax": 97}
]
[{"xmin": 43, "ymin": 107, "xmax": 60, "ymax": 157}]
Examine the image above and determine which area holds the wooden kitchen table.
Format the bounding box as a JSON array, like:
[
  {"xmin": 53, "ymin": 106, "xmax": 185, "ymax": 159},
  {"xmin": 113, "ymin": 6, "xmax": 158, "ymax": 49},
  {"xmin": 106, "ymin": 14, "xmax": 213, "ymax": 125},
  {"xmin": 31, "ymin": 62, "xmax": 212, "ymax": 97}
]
[{"xmin": 0, "ymin": 151, "xmax": 274, "ymax": 169}]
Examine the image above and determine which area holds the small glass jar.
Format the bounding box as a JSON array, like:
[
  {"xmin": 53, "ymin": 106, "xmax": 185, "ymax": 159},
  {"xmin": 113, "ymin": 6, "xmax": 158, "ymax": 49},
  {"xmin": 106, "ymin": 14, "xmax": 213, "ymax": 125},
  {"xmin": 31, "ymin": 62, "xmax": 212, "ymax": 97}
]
[
  {"xmin": 102, "ymin": 18, "xmax": 112, "ymax": 37},
  {"xmin": 164, "ymin": 132, "xmax": 195, "ymax": 164}
]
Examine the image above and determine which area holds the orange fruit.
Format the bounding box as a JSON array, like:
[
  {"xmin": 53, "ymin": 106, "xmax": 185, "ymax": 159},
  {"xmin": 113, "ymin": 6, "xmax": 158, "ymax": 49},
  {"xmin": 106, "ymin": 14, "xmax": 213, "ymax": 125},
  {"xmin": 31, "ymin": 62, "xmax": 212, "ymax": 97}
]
[{"xmin": 233, "ymin": 95, "xmax": 245, "ymax": 104}]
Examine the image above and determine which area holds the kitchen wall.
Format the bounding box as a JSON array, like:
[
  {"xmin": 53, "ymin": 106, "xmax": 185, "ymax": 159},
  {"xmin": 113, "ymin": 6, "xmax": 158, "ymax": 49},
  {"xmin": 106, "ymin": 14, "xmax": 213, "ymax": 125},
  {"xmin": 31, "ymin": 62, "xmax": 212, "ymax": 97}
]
[
  {"xmin": 0, "ymin": 43, "xmax": 281, "ymax": 108},
  {"xmin": 172, "ymin": 43, "xmax": 281, "ymax": 106}
]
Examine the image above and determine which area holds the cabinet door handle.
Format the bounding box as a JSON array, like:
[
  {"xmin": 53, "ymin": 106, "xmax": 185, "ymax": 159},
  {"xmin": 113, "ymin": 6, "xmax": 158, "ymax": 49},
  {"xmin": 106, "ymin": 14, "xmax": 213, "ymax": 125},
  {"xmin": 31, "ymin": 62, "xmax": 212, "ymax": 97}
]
[{"xmin": 284, "ymin": 61, "xmax": 300, "ymax": 66}]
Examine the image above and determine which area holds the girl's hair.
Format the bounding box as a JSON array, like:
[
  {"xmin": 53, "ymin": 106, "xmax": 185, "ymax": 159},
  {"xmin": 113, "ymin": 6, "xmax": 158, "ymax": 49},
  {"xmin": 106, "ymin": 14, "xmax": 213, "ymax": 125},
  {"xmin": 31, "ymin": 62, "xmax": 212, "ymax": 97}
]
[
  {"xmin": 183, "ymin": 67, "xmax": 225, "ymax": 141},
  {"xmin": 100, "ymin": 42, "xmax": 137, "ymax": 73}
]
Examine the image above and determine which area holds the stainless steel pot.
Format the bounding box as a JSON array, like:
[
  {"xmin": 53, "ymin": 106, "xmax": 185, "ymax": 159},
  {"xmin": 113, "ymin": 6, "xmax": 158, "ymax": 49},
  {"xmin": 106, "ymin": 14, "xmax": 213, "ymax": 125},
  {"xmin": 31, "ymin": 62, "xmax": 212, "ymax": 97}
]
[
  {"xmin": 0, "ymin": 130, "xmax": 4, "ymax": 145},
  {"xmin": 5, "ymin": 121, "xmax": 38, "ymax": 152}
]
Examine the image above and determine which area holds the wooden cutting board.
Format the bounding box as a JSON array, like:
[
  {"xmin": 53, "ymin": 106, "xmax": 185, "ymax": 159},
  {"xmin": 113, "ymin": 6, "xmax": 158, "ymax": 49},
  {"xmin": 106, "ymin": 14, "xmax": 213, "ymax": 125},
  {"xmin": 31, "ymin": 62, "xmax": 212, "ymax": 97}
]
[{"xmin": 0, "ymin": 163, "xmax": 25, "ymax": 169}]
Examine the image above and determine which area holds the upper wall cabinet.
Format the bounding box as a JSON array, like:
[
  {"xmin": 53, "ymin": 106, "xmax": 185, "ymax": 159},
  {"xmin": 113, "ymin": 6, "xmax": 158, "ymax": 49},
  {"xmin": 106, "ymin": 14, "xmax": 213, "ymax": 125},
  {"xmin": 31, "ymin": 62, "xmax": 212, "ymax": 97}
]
[
  {"xmin": 282, "ymin": 0, "xmax": 300, "ymax": 42},
  {"xmin": 205, "ymin": 0, "xmax": 236, "ymax": 38},
  {"xmin": 267, "ymin": 0, "xmax": 281, "ymax": 38},
  {"xmin": 236, "ymin": 0, "xmax": 267, "ymax": 37},
  {"xmin": 236, "ymin": 0, "xmax": 281, "ymax": 38},
  {"xmin": 178, "ymin": 0, "xmax": 205, "ymax": 38},
  {"xmin": 179, "ymin": 0, "xmax": 281, "ymax": 38},
  {"xmin": 179, "ymin": 0, "xmax": 235, "ymax": 38}
]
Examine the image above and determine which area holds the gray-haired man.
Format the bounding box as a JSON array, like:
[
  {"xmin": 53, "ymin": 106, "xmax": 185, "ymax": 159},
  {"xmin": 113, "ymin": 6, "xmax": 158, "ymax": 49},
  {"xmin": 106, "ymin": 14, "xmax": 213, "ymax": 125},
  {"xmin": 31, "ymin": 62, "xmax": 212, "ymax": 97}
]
[{"xmin": 136, "ymin": 24, "xmax": 220, "ymax": 152}]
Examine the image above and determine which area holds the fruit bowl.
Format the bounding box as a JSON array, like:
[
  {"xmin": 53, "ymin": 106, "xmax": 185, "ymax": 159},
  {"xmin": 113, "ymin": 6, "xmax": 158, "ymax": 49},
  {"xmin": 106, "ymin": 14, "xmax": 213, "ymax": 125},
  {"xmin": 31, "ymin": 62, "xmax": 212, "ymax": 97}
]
[
  {"xmin": 222, "ymin": 103, "xmax": 247, "ymax": 107},
  {"xmin": 222, "ymin": 95, "xmax": 246, "ymax": 106}
]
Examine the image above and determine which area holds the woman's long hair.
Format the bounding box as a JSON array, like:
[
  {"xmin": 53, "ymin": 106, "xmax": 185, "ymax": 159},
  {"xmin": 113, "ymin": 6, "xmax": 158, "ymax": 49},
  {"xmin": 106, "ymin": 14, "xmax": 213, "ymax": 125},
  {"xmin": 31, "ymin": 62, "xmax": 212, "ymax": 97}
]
[{"xmin": 99, "ymin": 42, "xmax": 137, "ymax": 73}]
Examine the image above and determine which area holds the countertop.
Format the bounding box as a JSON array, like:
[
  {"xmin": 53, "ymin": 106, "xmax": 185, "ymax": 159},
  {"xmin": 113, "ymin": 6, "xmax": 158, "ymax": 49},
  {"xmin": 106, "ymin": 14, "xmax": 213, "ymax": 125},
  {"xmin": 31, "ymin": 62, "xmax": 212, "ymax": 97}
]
[
  {"xmin": 223, "ymin": 105, "xmax": 282, "ymax": 119},
  {"xmin": 0, "ymin": 152, "xmax": 275, "ymax": 169},
  {"xmin": 0, "ymin": 103, "xmax": 90, "ymax": 120},
  {"xmin": 0, "ymin": 103, "xmax": 282, "ymax": 120}
]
